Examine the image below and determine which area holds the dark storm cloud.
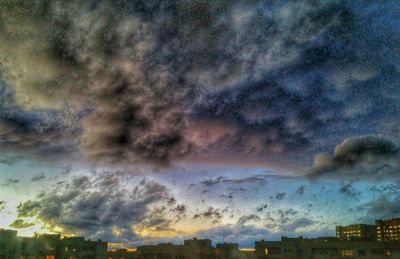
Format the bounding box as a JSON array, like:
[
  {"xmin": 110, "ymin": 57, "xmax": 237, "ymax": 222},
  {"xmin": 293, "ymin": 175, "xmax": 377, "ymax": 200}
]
[
  {"xmin": 0, "ymin": 80, "xmax": 79, "ymax": 160},
  {"xmin": 308, "ymin": 135, "xmax": 400, "ymax": 180},
  {"xmin": 0, "ymin": 0, "xmax": 399, "ymax": 166},
  {"xmin": 16, "ymin": 173, "xmax": 180, "ymax": 242}
]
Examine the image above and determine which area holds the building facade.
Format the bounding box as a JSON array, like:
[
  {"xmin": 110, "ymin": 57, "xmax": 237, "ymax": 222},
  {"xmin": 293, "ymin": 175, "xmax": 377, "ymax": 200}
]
[
  {"xmin": 376, "ymin": 218, "xmax": 400, "ymax": 241},
  {"xmin": 336, "ymin": 224, "xmax": 376, "ymax": 241}
]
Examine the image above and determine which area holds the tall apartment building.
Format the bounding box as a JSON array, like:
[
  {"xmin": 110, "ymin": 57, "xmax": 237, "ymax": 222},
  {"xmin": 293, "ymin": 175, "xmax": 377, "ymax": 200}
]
[
  {"xmin": 336, "ymin": 224, "xmax": 376, "ymax": 241},
  {"xmin": 376, "ymin": 218, "xmax": 400, "ymax": 241}
]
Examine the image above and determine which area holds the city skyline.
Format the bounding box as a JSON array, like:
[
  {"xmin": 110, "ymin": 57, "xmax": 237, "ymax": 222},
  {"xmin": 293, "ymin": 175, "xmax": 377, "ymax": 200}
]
[
  {"xmin": 3, "ymin": 216, "xmax": 400, "ymax": 249},
  {"xmin": 0, "ymin": 0, "xmax": 400, "ymax": 249}
]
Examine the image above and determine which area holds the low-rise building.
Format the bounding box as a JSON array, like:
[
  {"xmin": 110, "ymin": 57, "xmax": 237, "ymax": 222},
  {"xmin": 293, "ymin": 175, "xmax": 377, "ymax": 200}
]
[{"xmin": 0, "ymin": 229, "xmax": 107, "ymax": 259}]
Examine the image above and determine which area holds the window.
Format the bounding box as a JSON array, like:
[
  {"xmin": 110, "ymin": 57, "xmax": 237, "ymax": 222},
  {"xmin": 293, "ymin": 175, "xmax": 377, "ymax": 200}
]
[
  {"xmin": 341, "ymin": 250, "xmax": 353, "ymax": 257},
  {"xmin": 357, "ymin": 250, "xmax": 366, "ymax": 256},
  {"xmin": 265, "ymin": 248, "xmax": 268, "ymax": 255}
]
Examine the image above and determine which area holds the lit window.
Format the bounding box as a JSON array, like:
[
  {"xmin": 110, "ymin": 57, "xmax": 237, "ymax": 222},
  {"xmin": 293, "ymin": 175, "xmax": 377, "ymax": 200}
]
[
  {"xmin": 265, "ymin": 248, "xmax": 269, "ymax": 255},
  {"xmin": 341, "ymin": 250, "xmax": 353, "ymax": 257}
]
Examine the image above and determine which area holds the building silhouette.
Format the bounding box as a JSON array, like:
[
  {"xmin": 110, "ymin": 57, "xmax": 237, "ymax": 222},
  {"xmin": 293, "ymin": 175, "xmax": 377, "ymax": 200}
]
[
  {"xmin": 0, "ymin": 229, "xmax": 107, "ymax": 259},
  {"xmin": 3, "ymin": 217, "xmax": 400, "ymax": 259},
  {"xmin": 107, "ymin": 238, "xmax": 250, "ymax": 259},
  {"xmin": 255, "ymin": 236, "xmax": 399, "ymax": 258}
]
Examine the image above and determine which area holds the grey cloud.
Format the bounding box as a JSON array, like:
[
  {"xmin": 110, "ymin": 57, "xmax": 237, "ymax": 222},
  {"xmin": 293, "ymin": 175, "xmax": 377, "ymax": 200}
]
[
  {"xmin": 281, "ymin": 218, "xmax": 315, "ymax": 232},
  {"xmin": 31, "ymin": 173, "xmax": 45, "ymax": 182},
  {"xmin": 358, "ymin": 195, "xmax": 400, "ymax": 222},
  {"xmin": 193, "ymin": 207, "xmax": 225, "ymax": 224},
  {"xmin": 237, "ymin": 215, "xmax": 260, "ymax": 225},
  {"xmin": 263, "ymin": 209, "xmax": 300, "ymax": 231},
  {"xmin": 256, "ymin": 204, "xmax": 268, "ymax": 212},
  {"xmin": 308, "ymin": 135, "xmax": 400, "ymax": 180},
  {"xmin": 339, "ymin": 183, "xmax": 360, "ymax": 199},
  {"xmin": 200, "ymin": 174, "xmax": 272, "ymax": 187},
  {"xmin": 16, "ymin": 173, "xmax": 179, "ymax": 242},
  {"xmin": 369, "ymin": 184, "xmax": 400, "ymax": 197},
  {"xmin": 2, "ymin": 178, "xmax": 19, "ymax": 186},
  {"xmin": 0, "ymin": 157, "xmax": 16, "ymax": 166},
  {"xmin": 172, "ymin": 205, "xmax": 186, "ymax": 214},
  {"xmin": 220, "ymin": 193, "xmax": 233, "ymax": 199},
  {"xmin": 275, "ymin": 192, "xmax": 286, "ymax": 200},
  {"xmin": 170, "ymin": 204, "xmax": 186, "ymax": 223},
  {"xmin": 296, "ymin": 185, "xmax": 306, "ymax": 195}
]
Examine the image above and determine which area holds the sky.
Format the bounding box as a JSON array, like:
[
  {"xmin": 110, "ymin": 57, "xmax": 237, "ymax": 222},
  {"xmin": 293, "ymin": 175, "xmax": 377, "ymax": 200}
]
[{"xmin": 0, "ymin": 0, "xmax": 400, "ymax": 249}]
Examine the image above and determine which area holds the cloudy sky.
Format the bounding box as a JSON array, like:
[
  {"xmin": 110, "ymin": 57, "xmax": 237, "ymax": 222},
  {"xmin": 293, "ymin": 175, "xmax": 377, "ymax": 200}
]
[{"xmin": 0, "ymin": 0, "xmax": 400, "ymax": 248}]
